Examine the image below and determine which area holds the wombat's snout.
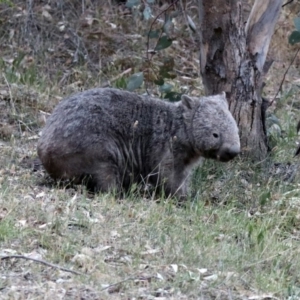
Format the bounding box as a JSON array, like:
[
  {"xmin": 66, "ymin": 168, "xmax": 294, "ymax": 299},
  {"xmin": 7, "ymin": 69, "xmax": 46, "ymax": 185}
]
[{"xmin": 217, "ymin": 144, "xmax": 240, "ymax": 162}]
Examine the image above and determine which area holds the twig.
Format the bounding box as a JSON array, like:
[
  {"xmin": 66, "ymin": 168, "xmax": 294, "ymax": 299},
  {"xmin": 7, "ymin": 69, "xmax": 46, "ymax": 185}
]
[
  {"xmin": 144, "ymin": 1, "xmax": 179, "ymax": 94},
  {"xmin": 146, "ymin": 1, "xmax": 179, "ymax": 62},
  {"xmin": 269, "ymin": 48, "xmax": 300, "ymax": 106},
  {"xmin": 243, "ymin": 246, "xmax": 299, "ymax": 270},
  {"xmin": 1, "ymin": 255, "xmax": 85, "ymax": 276},
  {"xmin": 101, "ymin": 68, "xmax": 132, "ymax": 88},
  {"xmin": 282, "ymin": 0, "xmax": 294, "ymax": 7},
  {"xmin": 100, "ymin": 276, "xmax": 136, "ymax": 291},
  {"xmin": 179, "ymin": 0, "xmax": 195, "ymax": 43},
  {"xmin": 3, "ymin": 74, "xmax": 16, "ymax": 115}
]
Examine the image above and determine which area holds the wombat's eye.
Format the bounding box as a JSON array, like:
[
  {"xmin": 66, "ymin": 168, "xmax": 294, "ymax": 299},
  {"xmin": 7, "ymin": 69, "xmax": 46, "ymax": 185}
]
[{"xmin": 213, "ymin": 133, "xmax": 219, "ymax": 138}]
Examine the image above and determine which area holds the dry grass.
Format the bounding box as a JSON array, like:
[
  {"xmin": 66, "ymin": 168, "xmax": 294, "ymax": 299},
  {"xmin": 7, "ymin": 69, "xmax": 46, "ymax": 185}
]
[{"xmin": 1, "ymin": 1, "xmax": 300, "ymax": 299}]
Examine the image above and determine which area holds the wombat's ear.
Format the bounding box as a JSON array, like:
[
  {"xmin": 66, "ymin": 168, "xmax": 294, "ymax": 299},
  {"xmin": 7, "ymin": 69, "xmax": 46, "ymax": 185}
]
[
  {"xmin": 219, "ymin": 91, "xmax": 229, "ymax": 107},
  {"xmin": 181, "ymin": 95, "xmax": 194, "ymax": 110}
]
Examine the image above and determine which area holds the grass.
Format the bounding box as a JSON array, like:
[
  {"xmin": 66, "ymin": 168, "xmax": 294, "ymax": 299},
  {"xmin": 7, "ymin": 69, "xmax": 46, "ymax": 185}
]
[
  {"xmin": 1, "ymin": 1, "xmax": 300, "ymax": 299},
  {"xmin": 2, "ymin": 138, "xmax": 300, "ymax": 298}
]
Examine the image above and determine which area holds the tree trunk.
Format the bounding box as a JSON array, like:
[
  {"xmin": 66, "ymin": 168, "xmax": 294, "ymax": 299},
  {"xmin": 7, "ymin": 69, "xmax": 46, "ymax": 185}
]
[{"xmin": 198, "ymin": 0, "xmax": 282, "ymax": 160}]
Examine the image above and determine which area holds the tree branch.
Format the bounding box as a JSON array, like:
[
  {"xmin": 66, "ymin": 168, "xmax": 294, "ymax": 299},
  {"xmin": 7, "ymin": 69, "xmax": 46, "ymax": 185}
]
[
  {"xmin": 1, "ymin": 255, "xmax": 85, "ymax": 276},
  {"xmin": 100, "ymin": 276, "xmax": 136, "ymax": 291},
  {"xmin": 270, "ymin": 48, "xmax": 300, "ymax": 107},
  {"xmin": 245, "ymin": 0, "xmax": 283, "ymax": 72},
  {"xmin": 282, "ymin": 0, "xmax": 294, "ymax": 8}
]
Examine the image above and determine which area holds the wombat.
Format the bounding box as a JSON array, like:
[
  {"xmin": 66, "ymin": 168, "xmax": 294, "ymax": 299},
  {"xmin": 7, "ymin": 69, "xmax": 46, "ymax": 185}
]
[{"xmin": 37, "ymin": 88, "xmax": 240, "ymax": 198}]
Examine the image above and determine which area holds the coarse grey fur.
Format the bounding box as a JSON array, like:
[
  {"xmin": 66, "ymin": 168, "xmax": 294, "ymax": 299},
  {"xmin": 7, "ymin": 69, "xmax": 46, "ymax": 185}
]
[{"xmin": 37, "ymin": 88, "xmax": 240, "ymax": 198}]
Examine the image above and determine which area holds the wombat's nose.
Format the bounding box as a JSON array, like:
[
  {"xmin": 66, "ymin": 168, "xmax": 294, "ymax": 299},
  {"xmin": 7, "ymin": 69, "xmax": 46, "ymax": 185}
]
[{"xmin": 218, "ymin": 145, "xmax": 240, "ymax": 162}]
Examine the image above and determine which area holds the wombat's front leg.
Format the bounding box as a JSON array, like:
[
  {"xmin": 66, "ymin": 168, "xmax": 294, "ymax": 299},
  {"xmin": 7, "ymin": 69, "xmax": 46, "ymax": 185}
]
[{"xmin": 160, "ymin": 168, "xmax": 190, "ymax": 200}]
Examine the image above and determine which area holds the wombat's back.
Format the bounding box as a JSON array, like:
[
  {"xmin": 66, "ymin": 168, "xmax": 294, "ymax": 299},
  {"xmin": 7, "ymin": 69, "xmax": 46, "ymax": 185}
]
[
  {"xmin": 37, "ymin": 88, "xmax": 175, "ymax": 184},
  {"xmin": 38, "ymin": 88, "xmax": 148, "ymax": 152}
]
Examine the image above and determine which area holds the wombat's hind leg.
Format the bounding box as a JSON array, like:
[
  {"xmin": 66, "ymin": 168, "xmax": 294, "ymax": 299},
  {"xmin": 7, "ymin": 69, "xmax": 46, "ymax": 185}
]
[{"xmin": 82, "ymin": 162, "xmax": 122, "ymax": 195}]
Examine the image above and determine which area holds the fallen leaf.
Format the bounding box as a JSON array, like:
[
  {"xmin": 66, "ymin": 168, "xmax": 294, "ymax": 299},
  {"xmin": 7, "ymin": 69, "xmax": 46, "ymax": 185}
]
[
  {"xmin": 203, "ymin": 274, "xmax": 218, "ymax": 281},
  {"xmin": 170, "ymin": 264, "xmax": 178, "ymax": 273},
  {"xmin": 141, "ymin": 248, "xmax": 160, "ymax": 255},
  {"xmin": 156, "ymin": 272, "xmax": 164, "ymax": 281}
]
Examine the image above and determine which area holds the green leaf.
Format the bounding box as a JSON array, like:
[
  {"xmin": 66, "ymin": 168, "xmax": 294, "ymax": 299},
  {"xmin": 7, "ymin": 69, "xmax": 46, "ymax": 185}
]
[
  {"xmin": 161, "ymin": 57, "xmax": 175, "ymax": 72},
  {"xmin": 159, "ymin": 83, "xmax": 173, "ymax": 93},
  {"xmin": 187, "ymin": 15, "xmax": 196, "ymax": 33},
  {"xmin": 288, "ymin": 31, "xmax": 300, "ymax": 45},
  {"xmin": 12, "ymin": 52, "xmax": 26, "ymax": 69},
  {"xmin": 259, "ymin": 191, "xmax": 271, "ymax": 206},
  {"xmin": 154, "ymin": 77, "xmax": 164, "ymax": 86},
  {"xmin": 157, "ymin": 57, "xmax": 176, "ymax": 80},
  {"xmin": 159, "ymin": 69, "xmax": 177, "ymax": 79},
  {"xmin": 294, "ymin": 17, "xmax": 300, "ymax": 32},
  {"xmin": 148, "ymin": 30, "xmax": 160, "ymax": 38},
  {"xmin": 163, "ymin": 18, "xmax": 174, "ymax": 38},
  {"xmin": 1, "ymin": 0, "xmax": 14, "ymax": 5},
  {"xmin": 257, "ymin": 230, "xmax": 264, "ymax": 245},
  {"xmin": 164, "ymin": 12, "xmax": 172, "ymax": 24},
  {"xmin": 143, "ymin": 5, "xmax": 152, "ymax": 20},
  {"xmin": 266, "ymin": 114, "xmax": 281, "ymax": 127},
  {"xmin": 115, "ymin": 77, "xmax": 127, "ymax": 89},
  {"xmin": 164, "ymin": 92, "xmax": 182, "ymax": 102},
  {"xmin": 154, "ymin": 36, "xmax": 173, "ymax": 51},
  {"xmin": 126, "ymin": 0, "xmax": 140, "ymax": 8},
  {"xmin": 170, "ymin": 11, "xmax": 180, "ymax": 19},
  {"xmin": 126, "ymin": 72, "xmax": 144, "ymax": 91}
]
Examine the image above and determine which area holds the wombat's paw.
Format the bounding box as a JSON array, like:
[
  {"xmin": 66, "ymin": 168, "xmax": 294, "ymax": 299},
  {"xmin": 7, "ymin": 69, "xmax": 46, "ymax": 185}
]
[{"xmin": 172, "ymin": 194, "xmax": 188, "ymax": 207}]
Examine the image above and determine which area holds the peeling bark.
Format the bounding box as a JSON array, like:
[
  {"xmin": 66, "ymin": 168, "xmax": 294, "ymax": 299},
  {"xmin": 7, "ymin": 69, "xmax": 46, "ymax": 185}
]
[
  {"xmin": 246, "ymin": 0, "xmax": 282, "ymax": 71},
  {"xmin": 198, "ymin": 0, "xmax": 283, "ymax": 160}
]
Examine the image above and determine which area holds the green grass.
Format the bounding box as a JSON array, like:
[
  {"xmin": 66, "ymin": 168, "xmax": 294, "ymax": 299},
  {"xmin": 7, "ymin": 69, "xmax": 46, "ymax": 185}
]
[{"xmin": 1, "ymin": 144, "xmax": 300, "ymax": 298}]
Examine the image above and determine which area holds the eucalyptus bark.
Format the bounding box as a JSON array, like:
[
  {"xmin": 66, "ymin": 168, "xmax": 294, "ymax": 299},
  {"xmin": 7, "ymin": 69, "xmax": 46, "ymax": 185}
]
[{"xmin": 198, "ymin": 0, "xmax": 282, "ymax": 160}]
